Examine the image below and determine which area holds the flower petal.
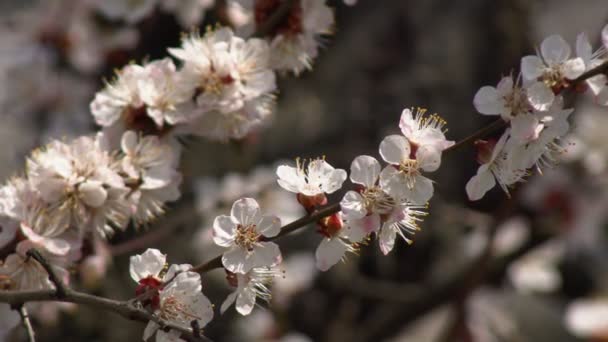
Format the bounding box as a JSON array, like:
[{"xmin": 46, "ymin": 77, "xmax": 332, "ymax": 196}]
[
  {"xmin": 405, "ymin": 175, "xmax": 434, "ymax": 205},
  {"xmin": 315, "ymin": 238, "xmax": 347, "ymax": 272},
  {"xmin": 213, "ymin": 215, "xmax": 236, "ymax": 247},
  {"xmin": 521, "ymin": 56, "xmax": 545, "ymax": 81},
  {"xmin": 221, "ymin": 291, "xmax": 238, "ymax": 314},
  {"xmin": 526, "ymin": 82, "xmax": 555, "ymax": 112},
  {"xmin": 345, "ymin": 214, "xmax": 380, "ymax": 242},
  {"xmin": 252, "ymin": 242, "xmax": 282, "ymax": 268},
  {"xmin": 120, "ymin": 130, "xmax": 138, "ymax": 155},
  {"xmin": 398, "ymin": 108, "xmax": 416, "ymax": 138},
  {"xmin": 222, "ymin": 247, "xmax": 255, "ymax": 274},
  {"xmin": 378, "ymin": 226, "xmax": 397, "ymax": 255},
  {"xmin": 473, "ymin": 86, "xmax": 503, "ymax": 115},
  {"xmin": 78, "ymin": 180, "xmax": 108, "ymax": 208},
  {"xmin": 379, "ymin": 135, "xmax": 409, "ymax": 165},
  {"xmin": 562, "ymin": 57, "xmax": 586, "ymax": 80},
  {"xmin": 236, "ymin": 285, "xmax": 257, "ymax": 315},
  {"xmin": 465, "ymin": 167, "xmax": 496, "ymax": 201},
  {"xmin": 276, "ymin": 165, "xmax": 305, "ymax": 193},
  {"xmin": 340, "ymin": 191, "xmax": 367, "ymax": 219},
  {"xmin": 350, "ymin": 155, "xmax": 381, "ymax": 187},
  {"xmin": 231, "ymin": 198, "xmax": 261, "ymax": 226},
  {"xmin": 257, "ymin": 215, "xmax": 281, "ymax": 238},
  {"xmin": 129, "ymin": 248, "xmax": 166, "ymax": 282},
  {"xmin": 541, "ymin": 35, "xmax": 571, "ymax": 65}
]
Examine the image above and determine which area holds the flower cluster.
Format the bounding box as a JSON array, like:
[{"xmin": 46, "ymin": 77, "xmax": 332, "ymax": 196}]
[
  {"xmin": 467, "ymin": 31, "xmax": 608, "ymax": 201},
  {"xmin": 0, "ymin": 130, "xmax": 182, "ymax": 291},
  {"xmin": 91, "ymin": 27, "xmax": 277, "ymax": 142}
]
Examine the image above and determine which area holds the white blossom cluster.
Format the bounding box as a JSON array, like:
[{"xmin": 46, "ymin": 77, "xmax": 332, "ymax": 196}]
[
  {"xmin": 91, "ymin": 27, "xmax": 277, "ymax": 142},
  {"xmin": 0, "ymin": 130, "xmax": 182, "ymax": 291},
  {"xmin": 466, "ymin": 29, "xmax": 608, "ymax": 201}
]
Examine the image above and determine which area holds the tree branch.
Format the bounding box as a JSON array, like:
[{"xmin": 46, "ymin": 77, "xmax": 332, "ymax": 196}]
[{"xmin": 26, "ymin": 249, "xmax": 66, "ymax": 299}]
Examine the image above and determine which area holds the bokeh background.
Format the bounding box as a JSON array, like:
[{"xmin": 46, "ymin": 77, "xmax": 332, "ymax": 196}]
[{"xmin": 1, "ymin": 0, "xmax": 608, "ymax": 341}]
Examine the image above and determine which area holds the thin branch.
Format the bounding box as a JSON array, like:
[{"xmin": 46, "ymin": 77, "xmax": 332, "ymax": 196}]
[
  {"xmin": 0, "ymin": 289, "xmax": 210, "ymax": 342},
  {"xmin": 26, "ymin": 249, "xmax": 66, "ymax": 299},
  {"xmin": 444, "ymin": 119, "xmax": 506, "ymax": 153},
  {"xmin": 17, "ymin": 305, "xmax": 36, "ymax": 342},
  {"xmin": 572, "ymin": 60, "xmax": 608, "ymax": 84}
]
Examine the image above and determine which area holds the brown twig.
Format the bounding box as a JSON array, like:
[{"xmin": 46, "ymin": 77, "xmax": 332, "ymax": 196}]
[{"xmin": 26, "ymin": 249, "xmax": 66, "ymax": 299}]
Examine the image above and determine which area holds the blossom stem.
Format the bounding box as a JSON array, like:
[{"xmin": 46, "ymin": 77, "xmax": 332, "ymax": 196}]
[
  {"xmin": 572, "ymin": 60, "xmax": 608, "ymax": 84},
  {"xmin": 443, "ymin": 119, "xmax": 507, "ymax": 153}
]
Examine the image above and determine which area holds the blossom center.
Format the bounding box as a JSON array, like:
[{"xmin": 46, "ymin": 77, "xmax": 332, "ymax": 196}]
[
  {"xmin": 235, "ymin": 224, "xmax": 260, "ymax": 251},
  {"xmin": 160, "ymin": 295, "xmax": 202, "ymax": 322},
  {"xmin": 202, "ymin": 72, "xmax": 235, "ymax": 95},
  {"xmin": 541, "ymin": 67, "xmax": 566, "ymax": 92},
  {"xmin": 361, "ymin": 186, "xmax": 395, "ymax": 214},
  {"xmin": 398, "ymin": 159, "xmax": 421, "ymax": 189},
  {"xmin": 503, "ymin": 86, "xmax": 530, "ymax": 117}
]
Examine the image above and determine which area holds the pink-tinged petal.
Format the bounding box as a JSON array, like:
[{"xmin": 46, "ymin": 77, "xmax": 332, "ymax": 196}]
[
  {"xmin": 231, "ymin": 198, "xmax": 261, "ymax": 226},
  {"xmin": 541, "ymin": 35, "xmax": 571, "ymax": 65},
  {"xmin": 521, "ymin": 56, "xmax": 545, "ymax": 81},
  {"xmin": 257, "ymin": 215, "xmax": 281, "ymax": 238},
  {"xmin": 466, "ymin": 166, "xmax": 496, "ymax": 201},
  {"xmin": 496, "ymin": 76, "xmax": 514, "ymax": 96},
  {"xmin": 222, "ymin": 247, "xmax": 255, "ymax": 274},
  {"xmin": 213, "ymin": 215, "xmax": 236, "ymax": 247},
  {"xmin": 511, "ymin": 114, "xmax": 542, "ymax": 144},
  {"xmin": 252, "ymin": 242, "xmax": 282, "ymax": 268},
  {"xmin": 276, "ymin": 165, "xmax": 305, "ymax": 193},
  {"xmin": 340, "ymin": 191, "xmax": 367, "ymax": 220},
  {"xmin": 562, "ymin": 58, "xmax": 586, "ymax": 80},
  {"xmin": 129, "ymin": 248, "xmax": 166, "ymax": 282},
  {"xmin": 473, "ymin": 86, "xmax": 503, "ymax": 115},
  {"xmin": 378, "ymin": 226, "xmax": 397, "ymax": 255},
  {"xmin": 379, "ymin": 166, "xmax": 407, "ymax": 201},
  {"xmin": 315, "ymin": 238, "xmax": 347, "ymax": 271},
  {"xmin": 379, "ymin": 135, "xmax": 409, "ymax": 165},
  {"xmin": 189, "ymin": 292, "xmax": 214, "ymax": 327},
  {"xmin": 350, "ymin": 155, "xmax": 380, "ymax": 187},
  {"xmin": 236, "ymin": 286, "xmax": 257, "ymax": 315},
  {"xmin": 346, "ymin": 214, "xmax": 380, "ymax": 242},
  {"xmin": 526, "ymin": 82, "xmax": 554, "ymax": 112},
  {"xmin": 220, "ymin": 291, "xmax": 238, "ymax": 314},
  {"xmin": 38, "ymin": 178, "xmax": 67, "ymax": 203},
  {"xmin": 416, "ymin": 145, "xmax": 442, "ymax": 172},
  {"xmin": 405, "ymin": 175, "xmax": 434, "ymax": 205},
  {"xmin": 603, "ymin": 24, "xmax": 608, "ymax": 50},
  {"xmin": 398, "ymin": 108, "xmax": 416, "ymax": 137},
  {"xmin": 576, "ymin": 33, "xmax": 593, "ymax": 66}
]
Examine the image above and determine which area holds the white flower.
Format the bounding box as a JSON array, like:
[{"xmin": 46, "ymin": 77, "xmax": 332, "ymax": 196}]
[
  {"xmin": 399, "ymin": 108, "xmax": 454, "ymax": 152},
  {"xmin": 213, "ymin": 198, "xmax": 282, "ymax": 274},
  {"xmin": 465, "ymin": 131, "xmax": 526, "ymax": 201},
  {"xmin": 378, "ymin": 135, "xmax": 440, "ymax": 204},
  {"xmin": 169, "ymin": 27, "xmax": 276, "ymax": 115},
  {"xmin": 90, "ymin": 59, "xmax": 195, "ymax": 134},
  {"xmin": 120, "ymin": 131, "xmax": 182, "ymax": 223},
  {"xmin": 92, "ymin": 0, "xmax": 158, "ymax": 23},
  {"xmin": 377, "ymin": 203, "xmax": 425, "ymax": 255},
  {"xmin": 26, "ymin": 135, "xmax": 131, "ymax": 238},
  {"xmin": 276, "ymin": 159, "xmax": 347, "ymax": 197},
  {"xmin": 0, "ymin": 240, "xmax": 71, "ymax": 291},
  {"xmin": 507, "ymin": 240, "xmax": 563, "ymax": 294},
  {"xmin": 143, "ymin": 271, "xmax": 214, "ymax": 342},
  {"xmin": 521, "ymin": 35, "xmax": 585, "ymax": 109},
  {"xmin": 565, "ymin": 298, "xmax": 608, "ymax": 339},
  {"xmin": 473, "ymin": 75, "xmax": 539, "ymax": 118},
  {"xmin": 161, "ymin": 0, "xmax": 215, "ymax": 28},
  {"xmin": 221, "ymin": 266, "xmax": 282, "ymax": 315},
  {"xmin": 340, "ymin": 155, "xmax": 396, "ymax": 220}
]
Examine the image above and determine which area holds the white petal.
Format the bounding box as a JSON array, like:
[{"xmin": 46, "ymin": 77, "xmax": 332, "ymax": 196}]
[
  {"xmin": 526, "ymin": 82, "xmax": 554, "ymax": 112},
  {"xmin": 220, "ymin": 291, "xmax": 238, "ymax": 314},
  {"xmin": 129, "ymin": 248, "xmax": 166, "ymax": 282},
  {"xmin": 603, "ymin": 24, "xmax": 608, "ymax": 50},
  {"xmin": 521, "ymin": 56, "xmax": 545, "ymax": 81},
  {"xmin": 379, "ymin": 135, "xmax": 409, "ymax": 165},
  {"xmin": 541, "ymin": 35, "xmax": 571, "ymax": 65},
  {"xmin": 276, "ymin": 165, "xmax": 305, "ymax": 193},
  {"xmin": 231, "ymin": 198, "xmax": 261, "ymax": 226},
  {"xmin": 465, "ymin": 166, "xmax": 496, "ymax": 201},
  {"xmin": 379, "ymin": 166, "xmax": 407, "ymax": 201},
  {"xmin": 496, "ymin": 76, "xmax": 514, "ymax": 96},
  {"xmin": 378, "ymin": 226, "xmax": 397, "ymax": 255},
  {"xmin": 473, "ymin": 86, "xmax": 503, "ymax": 115},
  {"xmin": 511, "ymin": 114, "xmax": 541, "ymax": 144},
  {"xmin": 576, "ymin": 32, "xmax": 592, "ymax": 66},
  {"xmin": 213, "ymin": 215, "xmax": 236, "ymax": 247},
  {"xmin": 416, "ymin": 145, "xmax": 442, "ymax": 172},
  {"xmin": 78, "ymin": 180, "xmax": 108, "ymax": 208},
  {"xmin": 120, "ymin": 130, "xmax": 138, "ymax": 155},
  {"xmin": 257, "ymin": 215, "xmax": 281, "ymax": 238},
  {"xmin": 252, "ymin": 242, "xmax": 282, "ymax": 268},
  {"xmin": 315, "ymin": 238, "xmax": 347, "ymax": 272},
  {"xmin": 222, "ymin": 247, "xmax": 254, "ymax": 274},
  {"xmin": 236, "ymin": 286, "xmax": 257, "ymax": 315},
  {"xmin": 307, "ymin": 160, "xmax": 346, "ymax": 194},
  {"xmin": 350, "ymin": 155, "xmax": 380, "ymax": 187},
  {"xmin": 562, "ymin": 58, "xmax": 586, "ymax": 80},
  {"xmin": 320, "ymin": 168, "xmax": 347, "ymax": 194},
  {"xmin": 406, "ymin": 175, "xmax": 434, "ymax": 205},
  {"xmin": 340, "ymin": 191, "xmax": 367, "ymax": 219}
]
